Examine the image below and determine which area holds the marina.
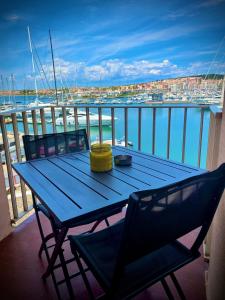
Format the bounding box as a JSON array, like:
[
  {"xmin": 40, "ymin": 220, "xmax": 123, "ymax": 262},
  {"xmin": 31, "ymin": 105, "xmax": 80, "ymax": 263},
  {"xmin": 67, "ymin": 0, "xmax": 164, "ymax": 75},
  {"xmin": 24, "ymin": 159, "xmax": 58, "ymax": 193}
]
[{"xmin": 0, "ymin": 95, "xmax": 210, "ymax": 168}]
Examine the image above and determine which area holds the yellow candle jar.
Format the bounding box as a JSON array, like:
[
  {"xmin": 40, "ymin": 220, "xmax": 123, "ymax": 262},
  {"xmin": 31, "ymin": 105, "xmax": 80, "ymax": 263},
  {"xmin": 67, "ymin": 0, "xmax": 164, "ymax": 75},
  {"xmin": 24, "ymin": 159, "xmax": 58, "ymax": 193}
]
[{"xmin": 90, "ymin": 143, "xmax": 112, "ymax": 172}]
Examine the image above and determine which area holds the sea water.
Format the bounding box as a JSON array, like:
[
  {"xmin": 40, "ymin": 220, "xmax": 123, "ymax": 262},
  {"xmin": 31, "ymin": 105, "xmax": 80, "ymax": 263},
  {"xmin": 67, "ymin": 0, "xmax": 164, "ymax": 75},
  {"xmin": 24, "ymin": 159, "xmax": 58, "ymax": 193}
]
[{"xmin": 0, "ymin": 96, "xmax": 210, "ymax": 168}]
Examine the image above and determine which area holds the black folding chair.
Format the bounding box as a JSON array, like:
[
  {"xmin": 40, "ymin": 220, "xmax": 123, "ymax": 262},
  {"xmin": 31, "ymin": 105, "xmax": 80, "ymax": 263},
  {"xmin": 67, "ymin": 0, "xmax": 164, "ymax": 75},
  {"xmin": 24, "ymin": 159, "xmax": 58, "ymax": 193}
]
[
  {"xmin": 23, "ymin": 129, "xmax": 121, "ymax": 299},
  {"xmin": 69, "ymin": 163, "xmax": 225, "ymax": 300}
]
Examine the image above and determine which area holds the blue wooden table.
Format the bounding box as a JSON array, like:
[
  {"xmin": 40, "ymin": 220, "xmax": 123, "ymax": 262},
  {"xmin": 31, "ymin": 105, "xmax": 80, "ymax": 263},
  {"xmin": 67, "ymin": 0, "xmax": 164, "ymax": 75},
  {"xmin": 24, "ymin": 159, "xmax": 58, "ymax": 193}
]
[
  {"xmin": 13, "ymin": 146, "xmax": 205, "ymax": 227},
  {"xmin": 12, "ymin": 146, "xmax": 205, "ymax": 286}
]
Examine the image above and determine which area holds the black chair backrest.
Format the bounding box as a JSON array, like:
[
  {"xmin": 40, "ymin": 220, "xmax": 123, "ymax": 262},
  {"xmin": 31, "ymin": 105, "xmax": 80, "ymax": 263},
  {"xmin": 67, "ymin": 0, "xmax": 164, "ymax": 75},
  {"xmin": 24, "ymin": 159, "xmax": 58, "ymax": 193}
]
[
  {"xmin": 118, "ymin": 164, "xmax": 225, "ymax": 265},
  {"xmin": 23, "ymin": 129, "xmax": 89, "ymax": 160}
]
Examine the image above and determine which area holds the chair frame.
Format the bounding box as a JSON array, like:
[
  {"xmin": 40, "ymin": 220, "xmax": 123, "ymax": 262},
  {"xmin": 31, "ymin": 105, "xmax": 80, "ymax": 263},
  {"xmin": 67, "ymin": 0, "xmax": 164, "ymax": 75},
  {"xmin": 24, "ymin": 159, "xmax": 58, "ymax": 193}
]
[
  {"xmin": 69, "ymin": 163, "xmax": 225, "ymax": 300},
  {"xmin": 22, "ymin": 129, "xmax": 113, "ymax": 299}
]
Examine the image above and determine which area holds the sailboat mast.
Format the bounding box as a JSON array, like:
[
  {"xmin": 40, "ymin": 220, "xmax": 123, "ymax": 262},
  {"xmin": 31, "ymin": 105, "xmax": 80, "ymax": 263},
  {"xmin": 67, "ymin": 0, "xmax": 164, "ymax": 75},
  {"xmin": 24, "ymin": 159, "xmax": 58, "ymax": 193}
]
[
  {"xmin": 222, "ymin": 74, "xmax": 225, "ymax": 104},
  {"xmin": 0, "ymin": 75, "xmax": 6, "ymax": 105},
  {"xmin": 49, "ymin": 29, "xmax": 58, "ymax": 106},
  {"xmin": 11, "ymin": 74, "xmax": 16, "ymax": 107},
  {"xmin": 27, "ymin": 26, "xmax": 38, "ymax": 100},
  {"xmin": 6, "ymin": 77, "xmax": 11, "ymax": 104}
]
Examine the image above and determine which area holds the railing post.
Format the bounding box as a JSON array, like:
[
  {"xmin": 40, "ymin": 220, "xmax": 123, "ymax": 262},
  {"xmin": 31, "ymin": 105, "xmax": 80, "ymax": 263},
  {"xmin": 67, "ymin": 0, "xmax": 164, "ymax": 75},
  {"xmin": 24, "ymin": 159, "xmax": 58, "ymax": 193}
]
[
  {"xmin": 0, "ymin": 161, "xmax": 12, "ymax": 241},
  {"xmin": 0, "ymin": 115, "xmax": 18, "ymax": 219},
  {"xmin": 206, "ymin": 97, "xmax": 225, "ymax": 299},
  {"xmin": 206, "ymin": 106, "xmax": 222, "ymax": 171},
  {"xmin": 203, "ymin": 107, "xmax": 222, "ymax": 262}
]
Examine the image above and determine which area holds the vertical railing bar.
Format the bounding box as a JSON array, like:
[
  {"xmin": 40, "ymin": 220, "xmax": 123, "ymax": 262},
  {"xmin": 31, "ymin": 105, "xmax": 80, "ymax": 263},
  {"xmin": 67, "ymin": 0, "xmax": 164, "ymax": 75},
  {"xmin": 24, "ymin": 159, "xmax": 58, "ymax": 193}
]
[
  {"xmin": 0, "ymin": 115, "xmax": 18, "ymax": 219},
  {"xmin": 182, "ymin": 108, "xmax": 187, "ymax": 163},
  {"xmin": 198, "ymin": 108, "xmax": 204, "ymax": 167},
  {"xmin": 31, "ymin": 110, "xmax": 38, "ymax": 135},
  {"xmin": 98, "ymin": 107, "xmax": 102, "ymax": 143},
  {"xmin": 40, "ymin": 108, "xmax": 46, "ymax": 135},
  {"xmin": 51, "ymin": 107, "xmax": 57, "ymax": 133},
  {"xmin": 167, "ymin": 108, "xmax": 171, "ymax": 159},
  {"xmin": 86, "ymin": 107, "xmax": 90, "ymax": 145},
  {"xmin": 111, "ymin": 107, "xmax": 115, "ymax": 146},
  {"xmin": 74, "ymin": 107, "xmax": 79, "ymax": 130},
  {"xmin": 138, "ymin": 107, "xmax": 142, "ymax": 151},
  {"xmin": 124, "ymin": 107, "xmax": 128, "ymax": 147},
  {"xmin": 152, "ymin": 108, "xmax": 156, "ymax": 154},
  {"xmin": 22, "ymin": 111, "xmax": 29, "ymax": 135},
  {"xmin": 62, "ymin": 107, "xmax": 67, "ymax": 132},
  {"xmin": 11, "ymin": 113, "xmax": 28, "ymax": 211}
]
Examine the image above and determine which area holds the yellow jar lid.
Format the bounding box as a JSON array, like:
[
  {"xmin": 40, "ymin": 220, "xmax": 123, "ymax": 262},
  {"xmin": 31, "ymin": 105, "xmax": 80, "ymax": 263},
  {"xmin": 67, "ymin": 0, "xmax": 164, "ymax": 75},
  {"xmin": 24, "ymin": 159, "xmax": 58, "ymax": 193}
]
[{"xmin": 91, "ymin": 143, "xmax": 111, "ymax": 152}]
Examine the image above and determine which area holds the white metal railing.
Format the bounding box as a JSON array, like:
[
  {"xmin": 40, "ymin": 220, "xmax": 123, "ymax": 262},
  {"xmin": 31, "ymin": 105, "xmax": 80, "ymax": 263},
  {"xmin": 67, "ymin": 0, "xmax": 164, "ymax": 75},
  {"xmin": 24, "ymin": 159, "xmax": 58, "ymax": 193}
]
[{"xmin": 0, "ymin": 104, "xmax": 209, "ymax": 222}]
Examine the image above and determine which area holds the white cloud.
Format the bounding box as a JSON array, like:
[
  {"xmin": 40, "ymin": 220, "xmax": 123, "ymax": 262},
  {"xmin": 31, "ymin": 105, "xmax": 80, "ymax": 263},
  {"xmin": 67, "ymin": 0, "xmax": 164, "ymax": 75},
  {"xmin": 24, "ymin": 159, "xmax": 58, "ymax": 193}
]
[
  {"xmin": 87, "ymin": 22, "xmax": 217, "ymax": 63},
  {"xmin": 164, "ymin": 0, "xmax": 225, "ymax": 21},
  {"xmin": 4, "ymin": 14, "xmax": 22, "ymax": 22},
  {"xmin": 26, "ymin": 57, "xmax": 180, "ymax": 83},
  {"xmin": 26, "ymin": 56, "xmax": 225, "ymax": 86}
]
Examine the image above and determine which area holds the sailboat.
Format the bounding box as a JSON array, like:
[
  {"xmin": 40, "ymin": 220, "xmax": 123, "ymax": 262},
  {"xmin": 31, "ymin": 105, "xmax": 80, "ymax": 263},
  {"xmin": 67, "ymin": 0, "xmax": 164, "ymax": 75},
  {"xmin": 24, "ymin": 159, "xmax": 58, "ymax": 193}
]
[{"xmin": 27, "ymin": 26, "xmax": 39, "ymax": 103}]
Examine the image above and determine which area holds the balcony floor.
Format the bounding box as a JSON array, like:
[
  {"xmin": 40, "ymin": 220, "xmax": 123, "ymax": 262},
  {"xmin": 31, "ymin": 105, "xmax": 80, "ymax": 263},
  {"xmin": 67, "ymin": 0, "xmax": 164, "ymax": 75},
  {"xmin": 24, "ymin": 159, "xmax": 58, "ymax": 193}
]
[{"xmin": 0, "ymin": 212, "xmax": 207, "ymax": 300}]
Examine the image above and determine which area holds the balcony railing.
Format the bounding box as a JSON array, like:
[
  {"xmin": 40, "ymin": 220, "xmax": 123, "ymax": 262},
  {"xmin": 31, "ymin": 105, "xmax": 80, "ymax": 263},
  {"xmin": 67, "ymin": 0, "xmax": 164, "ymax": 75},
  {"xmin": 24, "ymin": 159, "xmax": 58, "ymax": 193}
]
[{"xmin": 0, "ymin": 104, "xmax": 210, "ymax": 222}]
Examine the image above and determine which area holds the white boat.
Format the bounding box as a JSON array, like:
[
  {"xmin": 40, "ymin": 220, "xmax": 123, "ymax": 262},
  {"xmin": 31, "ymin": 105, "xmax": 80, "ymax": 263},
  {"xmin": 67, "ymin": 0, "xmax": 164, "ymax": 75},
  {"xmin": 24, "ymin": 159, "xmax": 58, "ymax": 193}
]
[
  {"xmin": 56, "ymin": 111, "xmax": 113, "ymax": 126},
  {"xmin": 17, "ymin": 104, "xmax": 63, "ymax": 120},
  {"xmin": 126, "ymin": 99, "xmax": 133, "ymax": 104},
  {"xmin": 111, "ymin": 99, "xmax": 121, "ymax": 104}
]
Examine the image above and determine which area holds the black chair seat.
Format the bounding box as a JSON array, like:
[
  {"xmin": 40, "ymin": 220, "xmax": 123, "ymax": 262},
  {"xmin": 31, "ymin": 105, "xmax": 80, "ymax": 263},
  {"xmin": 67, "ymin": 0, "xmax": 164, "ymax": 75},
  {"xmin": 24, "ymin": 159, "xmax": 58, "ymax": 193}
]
[
  {"xmin": 70, "ymin": 221, "xmax": 199, "ymax": 298},
  {"xmin": 68, "ymin": 164, "xmax": 225, "ymax": 299}
]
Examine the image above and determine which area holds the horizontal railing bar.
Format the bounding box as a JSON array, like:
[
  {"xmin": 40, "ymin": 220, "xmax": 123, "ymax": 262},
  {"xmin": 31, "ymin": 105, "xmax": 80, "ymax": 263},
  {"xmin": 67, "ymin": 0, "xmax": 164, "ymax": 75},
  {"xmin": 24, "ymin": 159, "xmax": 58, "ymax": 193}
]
[
  {"xmin": 11, "ymin": 205, "xmax": 34, "ymax": 224},
  {"xmin": 0, "ymin": 104, "xmax": 210, "ymax": 115}
]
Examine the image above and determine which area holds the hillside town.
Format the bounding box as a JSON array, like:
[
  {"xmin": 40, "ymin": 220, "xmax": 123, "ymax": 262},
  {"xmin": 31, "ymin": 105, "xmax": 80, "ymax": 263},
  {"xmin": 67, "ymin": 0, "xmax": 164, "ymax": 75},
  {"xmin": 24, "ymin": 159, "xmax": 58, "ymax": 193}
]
[{"xmin": 0, "ymin": 75, "xmax": 224, "ymax": 105}]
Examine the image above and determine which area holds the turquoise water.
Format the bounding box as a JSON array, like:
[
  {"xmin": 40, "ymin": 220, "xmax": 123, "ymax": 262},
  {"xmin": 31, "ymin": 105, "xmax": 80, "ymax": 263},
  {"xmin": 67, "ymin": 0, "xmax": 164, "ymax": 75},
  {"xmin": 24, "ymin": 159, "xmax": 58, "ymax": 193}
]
[{"xmin": 0, "ymin": 96, "xmax": 210, "ymax": 168}]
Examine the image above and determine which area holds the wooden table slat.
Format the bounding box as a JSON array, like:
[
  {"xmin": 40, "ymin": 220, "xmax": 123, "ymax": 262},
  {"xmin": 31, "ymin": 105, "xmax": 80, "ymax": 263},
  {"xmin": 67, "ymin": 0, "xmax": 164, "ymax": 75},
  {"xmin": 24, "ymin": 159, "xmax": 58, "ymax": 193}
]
[
  {"xmin": 114, "ymin": 146, "xmax": 202, "ymax": 173},
  {"xmin": 59, "ymin": 155, "xmax": 139, "ymax": 194},
  {"xmin": 30, "ymin": 159, "xmax": 113, "ymax": 207},
  {"xmin": 13, "ymin": 163, "xmax": 81, "ymax": 223},
  {"xmin": 112, "ymin": 148, "xmax": 197, "ymax": 180},
  {"xmin": 74, "ymin": 153, "xmax": 152, "ymax": 189}
]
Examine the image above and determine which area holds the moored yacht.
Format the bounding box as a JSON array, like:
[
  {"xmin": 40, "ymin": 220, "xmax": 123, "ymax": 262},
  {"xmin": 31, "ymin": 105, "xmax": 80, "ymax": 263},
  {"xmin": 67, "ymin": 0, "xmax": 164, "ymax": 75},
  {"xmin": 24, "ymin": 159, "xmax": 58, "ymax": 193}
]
[{"xmin": 55, "ymin": 110, "xmax": 113, "ymax": 126}]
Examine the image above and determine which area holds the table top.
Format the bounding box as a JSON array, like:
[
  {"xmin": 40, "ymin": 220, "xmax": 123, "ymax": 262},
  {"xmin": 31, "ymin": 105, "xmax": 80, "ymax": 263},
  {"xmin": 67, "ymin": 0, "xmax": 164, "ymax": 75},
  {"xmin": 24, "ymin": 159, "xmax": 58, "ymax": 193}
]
[{"xmin": 13, "ymin": 146, "xmax": 205, "ymax": 226}]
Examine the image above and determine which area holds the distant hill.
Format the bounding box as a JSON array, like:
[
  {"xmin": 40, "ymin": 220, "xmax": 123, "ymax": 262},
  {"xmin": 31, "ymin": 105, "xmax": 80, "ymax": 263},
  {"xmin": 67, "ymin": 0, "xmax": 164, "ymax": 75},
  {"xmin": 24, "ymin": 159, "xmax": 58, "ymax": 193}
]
[
  {"xmin": 194, "ymin": 74, "xmax": 224, "ymax": 80},
  {"xmin": 180, "ymin": 74, "xmax": 224, "ymax": 80}
]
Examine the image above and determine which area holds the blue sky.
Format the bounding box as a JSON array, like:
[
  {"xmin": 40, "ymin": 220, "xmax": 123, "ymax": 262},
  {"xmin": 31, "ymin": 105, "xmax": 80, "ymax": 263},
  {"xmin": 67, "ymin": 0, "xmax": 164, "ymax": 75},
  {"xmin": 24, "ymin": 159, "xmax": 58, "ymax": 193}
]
[{"xmin": 0, "ymin": 0, "xmax": 225, "ymax": 89}]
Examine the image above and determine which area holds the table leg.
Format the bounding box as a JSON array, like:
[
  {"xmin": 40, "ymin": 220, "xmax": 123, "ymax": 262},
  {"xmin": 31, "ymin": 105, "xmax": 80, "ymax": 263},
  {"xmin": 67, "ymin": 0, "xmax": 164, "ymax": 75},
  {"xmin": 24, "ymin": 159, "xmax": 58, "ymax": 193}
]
[
  {"xmin": 42, "ymin": 226, "xmax": 68, "ymax": 279},
  {"xmin": 42, "ymin": 225, "xmax": 75, "ymax": 299},
  {"xmin": 32, "ymin": 193, "xmax": 61, "ymax": 299}
]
